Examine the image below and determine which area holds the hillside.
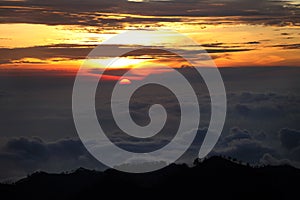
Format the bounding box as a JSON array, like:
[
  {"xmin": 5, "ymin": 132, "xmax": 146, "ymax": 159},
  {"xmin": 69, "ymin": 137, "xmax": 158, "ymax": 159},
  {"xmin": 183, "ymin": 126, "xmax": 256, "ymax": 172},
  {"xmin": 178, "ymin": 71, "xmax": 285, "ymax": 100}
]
[{"xmin": 0, "ymin": 156, "xmax": 299, "ymax": 199}]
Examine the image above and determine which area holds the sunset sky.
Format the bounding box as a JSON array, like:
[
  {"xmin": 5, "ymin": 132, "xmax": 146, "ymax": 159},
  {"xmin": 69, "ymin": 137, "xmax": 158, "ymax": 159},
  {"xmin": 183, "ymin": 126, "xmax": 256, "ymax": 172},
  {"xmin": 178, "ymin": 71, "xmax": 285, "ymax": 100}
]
[
  {"xmin": 1, "ymin": 0, "xmax": 300, "ymax": 180},
  {"xmin": 1, "ymin": 0, "xmax": 300, "ymax": 74}
]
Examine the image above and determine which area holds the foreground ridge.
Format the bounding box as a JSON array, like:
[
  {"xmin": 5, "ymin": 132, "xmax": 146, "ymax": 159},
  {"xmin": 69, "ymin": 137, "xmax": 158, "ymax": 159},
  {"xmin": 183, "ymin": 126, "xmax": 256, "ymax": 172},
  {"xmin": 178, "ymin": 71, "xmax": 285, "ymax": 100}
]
[{"xmin": 1, "ymin": 156, "xmax": 299, "ymax": 199}]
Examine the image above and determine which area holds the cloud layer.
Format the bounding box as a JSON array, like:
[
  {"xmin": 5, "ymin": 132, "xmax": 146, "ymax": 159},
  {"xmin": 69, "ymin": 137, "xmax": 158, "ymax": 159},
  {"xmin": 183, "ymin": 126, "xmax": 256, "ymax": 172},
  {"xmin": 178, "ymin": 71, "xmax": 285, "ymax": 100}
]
[
  {"xmin": 0, "ymin": 0, "xmax": 299, "ymax": 26},
  {"xmin": 0, "ymin": 137, "xmax": 104, "ymax": 180}
]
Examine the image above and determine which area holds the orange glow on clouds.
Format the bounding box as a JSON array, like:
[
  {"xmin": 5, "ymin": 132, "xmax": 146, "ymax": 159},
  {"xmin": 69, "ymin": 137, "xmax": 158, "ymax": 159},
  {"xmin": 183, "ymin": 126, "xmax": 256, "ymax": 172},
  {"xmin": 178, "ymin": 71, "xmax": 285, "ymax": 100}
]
[{"xmin": 1, "ymin": 14, "xmax": 300, "ymax": 74}]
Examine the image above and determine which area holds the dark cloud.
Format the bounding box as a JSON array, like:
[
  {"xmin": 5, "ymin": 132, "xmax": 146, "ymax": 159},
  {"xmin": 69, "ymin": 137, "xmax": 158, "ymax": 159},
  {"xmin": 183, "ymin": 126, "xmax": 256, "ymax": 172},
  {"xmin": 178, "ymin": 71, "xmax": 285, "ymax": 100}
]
[
  {"xmin": 281, "ymin": 33, "xmax": 290, "ymax": 36},
  {"xmin": 4, "ymin": 137, "xmax": 49, "ymax": 161},
  {"xmin": 272, "ymin": 43, "xmax": 300, "ymax": 49},
  {"xmin": 235, "ymin": 104, "xmax": 251, "ymax": 115},
  {"xmin": 0, "ymin": 44, "xmax": 252, "ymax": 64},
  {"xmin": 2, "ymin": 127, "xmax": 300, "ymax": 180},
  {"xmin": 224, "ymin": 92, "xmax": 300, "ymax": 122},
  {"xmin": 0, "ymin": 67, "xmax": 299, "ymax": 141},
  {"xmin": 0, "ymin": 67, "xmax": 299, "ymax": 179},
  {"xmin": 0, "ymin": 137, "xmax": 104, "ymax": 180},
  {"xmin": 212, "ymin": 127, "xmax": 275, "ymax": 163},
  {"xmin": 0, "ymin": 0, "xmax": 299, "ymax": 26},
  {"xmin": 0, "ymin": 44, "xmax": 94, "ymax": 64},
  {"xmin": 234, "ymin": 103, "xmax": 286, "ymax": 118},
  {"xmin": 222, "ymin": 127, "xmax": 251, "ymax": 142},
  {"xmin": 291, "ymin": 146, "xmax": 300, "ymax": 161},
  {"xmin": 260, "ymin": 153, "xmax": 295, "ymax": 166},
  {"xmin": 237, "ymin": 92, "xmax": 280, "ymax": 103},
  {"xmin": 212, "ymin": 126, "xmax": 300, "ymax": 167},
  {"xmin": 279, "ymin": 128, "xmax": 300, "ymax": 150},
  {"xmin": 245, "ymin": 41, "xmax": 260, "ymax": 45}
]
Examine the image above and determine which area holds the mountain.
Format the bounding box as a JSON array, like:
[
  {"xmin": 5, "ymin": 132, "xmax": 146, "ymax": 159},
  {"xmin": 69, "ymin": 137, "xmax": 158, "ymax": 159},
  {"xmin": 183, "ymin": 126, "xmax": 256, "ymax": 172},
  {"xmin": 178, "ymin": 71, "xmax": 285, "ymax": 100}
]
[{"xmin": 0, "ymin": 156, "xmax": 299, "ymax": 199}]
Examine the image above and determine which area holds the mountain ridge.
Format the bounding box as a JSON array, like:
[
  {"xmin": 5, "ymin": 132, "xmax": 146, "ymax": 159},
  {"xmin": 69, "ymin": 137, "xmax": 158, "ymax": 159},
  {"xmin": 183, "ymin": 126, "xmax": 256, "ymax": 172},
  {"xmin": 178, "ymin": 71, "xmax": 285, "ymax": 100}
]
[{"xmin": 1, "ymin": 156, "xmax": 299, "ymax": 199}]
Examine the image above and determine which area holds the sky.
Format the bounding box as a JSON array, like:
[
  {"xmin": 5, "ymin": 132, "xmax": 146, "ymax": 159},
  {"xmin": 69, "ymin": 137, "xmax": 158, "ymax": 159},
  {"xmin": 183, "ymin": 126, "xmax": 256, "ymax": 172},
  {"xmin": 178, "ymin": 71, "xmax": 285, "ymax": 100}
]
[
  {"xmin": 0, "ymin": 0, "xmax": 300, "ymax": 72},
  {"xmin": 0, "ymin": 0, "xmax": 300, "ymax": 180}
]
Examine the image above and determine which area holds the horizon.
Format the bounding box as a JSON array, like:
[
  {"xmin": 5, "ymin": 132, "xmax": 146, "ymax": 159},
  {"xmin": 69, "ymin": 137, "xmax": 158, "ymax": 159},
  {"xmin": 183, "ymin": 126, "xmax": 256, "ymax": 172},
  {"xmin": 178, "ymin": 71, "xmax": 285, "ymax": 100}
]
[{"xmin": 0, "ymin": 0, "xmax": 300, "ymax": 188}]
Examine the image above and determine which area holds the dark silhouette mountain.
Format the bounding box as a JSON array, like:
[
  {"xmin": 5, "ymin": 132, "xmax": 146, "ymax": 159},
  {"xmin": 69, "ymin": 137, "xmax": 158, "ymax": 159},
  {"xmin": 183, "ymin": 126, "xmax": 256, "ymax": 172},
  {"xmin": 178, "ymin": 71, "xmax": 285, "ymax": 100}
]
[{"xmin": 0, "ymin": 156, "xmax": 299, "ymax": 199}]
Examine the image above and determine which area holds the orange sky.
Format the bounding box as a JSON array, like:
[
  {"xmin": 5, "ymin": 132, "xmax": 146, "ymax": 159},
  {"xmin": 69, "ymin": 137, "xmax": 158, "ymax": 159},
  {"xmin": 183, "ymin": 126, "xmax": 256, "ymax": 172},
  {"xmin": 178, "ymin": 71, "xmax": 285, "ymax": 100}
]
[{"xmin": 1, "ymin": 0, "xmax": 300, "ymax": 73}]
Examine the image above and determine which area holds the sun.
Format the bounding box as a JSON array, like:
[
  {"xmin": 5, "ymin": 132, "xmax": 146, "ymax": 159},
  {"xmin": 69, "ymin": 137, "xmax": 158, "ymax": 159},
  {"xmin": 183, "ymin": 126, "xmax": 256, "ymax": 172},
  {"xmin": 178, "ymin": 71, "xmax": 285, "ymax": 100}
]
[{"xmin": 119, "ymin": 78, "xmax": 132, "ymax": 85}]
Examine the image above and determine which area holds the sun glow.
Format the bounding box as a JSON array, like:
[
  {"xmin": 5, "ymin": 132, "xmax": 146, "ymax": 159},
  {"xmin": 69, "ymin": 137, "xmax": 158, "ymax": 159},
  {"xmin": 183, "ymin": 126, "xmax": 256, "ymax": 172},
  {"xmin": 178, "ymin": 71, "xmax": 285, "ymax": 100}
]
[
  {"xmin": 119, "ymin": 78, "xmax": 132, "ymax": 85},
  {"xmin": 108, "ymin": 57, "xmax": 147, "ymax": 68}
]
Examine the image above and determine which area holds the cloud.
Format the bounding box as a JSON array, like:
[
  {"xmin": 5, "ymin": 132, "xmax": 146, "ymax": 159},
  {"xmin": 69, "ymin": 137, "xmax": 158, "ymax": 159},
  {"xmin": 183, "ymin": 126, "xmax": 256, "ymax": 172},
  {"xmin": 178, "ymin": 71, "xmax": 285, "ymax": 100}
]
[
  {"xmin": 212, "ymin": 127, "xmax": 275, "ymax": 163},
  {"xmin": 0, "ymin": 137, "xmax": 104, "ymax": 180},
  {"xmin": 291, "ymin": 146, "xmax": 300, "ymax": 161},
  {"xmin": 0, "ymin": 0, "xmax": 299, "ymax": 26},
  {"xmin": 272, "ymin": 43, "xmax": 300, "ymax": 49},
  {"xmin": 2, "ymin": 127, "xmax": 299, "ymax": 181},
  {"xmin": 4, "ymin": 137, "xmax": 49, "ymax": 161},
  {"xmin": 0, "ymin": 43, "xmax": 253, "ymax": 65},
  {"xmin": 237, "ymin": 92, "xmax": 276, "ymax": 103},
  {"xmin": 212, "ymin": 125, "xmax": 300, "ymax": 168},
  {"xmin": 0, "ymin": 44, "xmax": 94, "ymax": 64},
  {"xmin": 222, "ymin": 127, "xmax": 252, "ymax": 142},
  {"xmin": 279, "ymin": 128, "xmax": 300, "ymax": 150},
  {"xmin": 226, "ymin": 92, "xmax": 300, "ymax": 120},
  {"xmin": 259, "ymin": 153, "xmax": 295, "ymax": 167},
  {"xmin": 0, "ymin": 67, "xmax": 299, "ymax": 179},
  {"xmin": 234, "ymin": 103, "xmax": 285, "ymax": 118}
]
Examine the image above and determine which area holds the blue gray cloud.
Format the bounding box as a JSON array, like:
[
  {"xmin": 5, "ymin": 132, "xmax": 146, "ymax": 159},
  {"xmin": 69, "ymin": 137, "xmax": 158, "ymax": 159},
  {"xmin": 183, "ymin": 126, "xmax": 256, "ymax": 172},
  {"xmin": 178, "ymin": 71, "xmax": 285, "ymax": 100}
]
[{"xmin": 0, "ymin": 137, "xmax": 104, "ymax": 180}]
